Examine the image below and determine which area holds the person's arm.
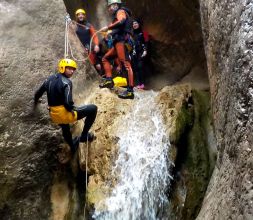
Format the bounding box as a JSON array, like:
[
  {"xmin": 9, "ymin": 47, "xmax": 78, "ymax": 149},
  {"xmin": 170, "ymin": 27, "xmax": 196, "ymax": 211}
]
[
  {"xmin": 90, "ymin": 25, "xmax": 100, "ymax": 53},
  {"xmin": 63, "ymin": 81, "xmax": 75, "ymax": 112},
  {"xmin": 108, "ymin": 9, "xmax": 127, "ymax": 30},
  {"xmin": 140, "ymin": 33, "xmax": 147, "ymax": 57},
  {"xmin": 90, "ymin": 25, "xmax": 99, "ymax": 46},
  {"xmin": 34, "ymin": 80, "xmax": 47, "ymax": 105}
]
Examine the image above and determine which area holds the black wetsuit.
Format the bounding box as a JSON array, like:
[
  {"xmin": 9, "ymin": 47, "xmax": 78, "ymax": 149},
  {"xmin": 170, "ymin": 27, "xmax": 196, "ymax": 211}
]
[
  {"xmin": 110, "ymin": 7, "xmax": 133, "ymax": 44},
  {"xmin": 132, "ymin": 28, "xmax": 147, "ymax": 85},
  {"xmin": 76, "ymin": 21, "xmax": 92, "ymax": 49},
  {"xmin": 34, "ymin": 73, "xmax": 97, "ymax": 150}
]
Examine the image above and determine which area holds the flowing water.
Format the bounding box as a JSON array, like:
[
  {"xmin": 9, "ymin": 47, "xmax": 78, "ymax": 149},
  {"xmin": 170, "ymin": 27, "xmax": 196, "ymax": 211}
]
[{"xmin": 93, "ymin": 91, "xmax": 173, "ymax": 220}]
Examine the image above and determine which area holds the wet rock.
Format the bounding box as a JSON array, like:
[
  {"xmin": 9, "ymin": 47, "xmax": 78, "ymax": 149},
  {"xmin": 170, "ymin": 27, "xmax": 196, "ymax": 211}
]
[
  {"xmin": 0, "ymin": 0, "xmax": 89, "ymax": 219},
  {"xmin": 198, "ymin": 0, "xmax": 253, "ymax": 219},
  {"xmin": 79, "ymin": 88, "xmax": 133, "ymax": 212},
  {"xmin": 156, "ymin": 85, "xmax": 216, "ymax": 219}
]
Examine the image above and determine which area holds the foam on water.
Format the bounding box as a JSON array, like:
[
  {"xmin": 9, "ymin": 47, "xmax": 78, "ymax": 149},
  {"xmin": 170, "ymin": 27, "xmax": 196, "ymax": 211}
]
[{"xmin": 94, "ymin": 91, "xmax": 172, "ymax": 220}]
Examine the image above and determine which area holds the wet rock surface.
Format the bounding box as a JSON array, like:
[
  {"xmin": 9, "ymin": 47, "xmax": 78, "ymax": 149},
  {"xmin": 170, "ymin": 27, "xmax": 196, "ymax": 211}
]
[
  {"xmin": 156, "ymin": 86, "xmax": 216, "ymax": 220},
  {"xmin": 198, "ymin": 0, "xmax": 253, "ymax": 219},
  {"xmin": 0, "ymin": 0, "xmax": 89, "ymax": 219},
  {"xmin": 84, "ymin": 85, "xmax": 215, "ymax": 220},
  {"xmin": 3, "ymin": 0, "xmax": 251, "ymax": 219},
  {"xmin": 0, "ymin": 0, "xmax": 66, "ymax": 218},
  {"xmin": 78, "ymin": 87, "xmax": 133, "ymax": 212}
]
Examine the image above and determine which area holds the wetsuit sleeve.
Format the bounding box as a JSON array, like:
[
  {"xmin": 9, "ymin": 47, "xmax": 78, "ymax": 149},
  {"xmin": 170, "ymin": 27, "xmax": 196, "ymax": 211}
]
[
  {"xmin": 108, "ymin": 9, "xmax": 127, "ymax": 30},
  {"xmin": 63, "ymin": 81, "xmax": 75, "ymax": 112},
  {"xmin": 90, "ymin": 25, "xmax": 99, "ymax": 46},
  {"xmin": 140, "ymin": 33, "xmax": 147, "ymax": 52},
  {"xmin": 34, "ymin": 80, "xmax": 47, "ymax": 104}
]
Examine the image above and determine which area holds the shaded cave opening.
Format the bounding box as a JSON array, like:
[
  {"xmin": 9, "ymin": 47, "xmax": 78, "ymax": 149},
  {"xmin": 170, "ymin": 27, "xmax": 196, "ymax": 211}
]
[{"xmin": 63, "ymin": 0, "xmax": 209, "ymax": 91}]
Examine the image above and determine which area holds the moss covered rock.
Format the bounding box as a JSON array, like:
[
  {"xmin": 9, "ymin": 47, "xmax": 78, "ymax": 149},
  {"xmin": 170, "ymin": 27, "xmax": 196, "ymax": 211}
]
[{"xmin": 169, "ymin": 90, "xmax": 216, "ymax": 220}]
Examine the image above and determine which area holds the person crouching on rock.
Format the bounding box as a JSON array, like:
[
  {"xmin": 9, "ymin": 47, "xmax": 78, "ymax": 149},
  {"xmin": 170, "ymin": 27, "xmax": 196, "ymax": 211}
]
[{"xmin": 34, "ymin": 58, "xmax": 97, "ymax": 154}]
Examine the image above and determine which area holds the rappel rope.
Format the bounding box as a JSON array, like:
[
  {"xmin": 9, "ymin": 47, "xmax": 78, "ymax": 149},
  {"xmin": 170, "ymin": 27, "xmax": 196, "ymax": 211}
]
[
  {"xmin": 86, "ymin": 137, "xmax": 89, "ymax": 189},
  {"xmin": 64, "ymin": 14, "xmax": 106, "ymax": 62},
  {"xmin": 64, "ymin": 14, "xmax": 70, "ymax": 58},
  {"xmin": 83, "ymin": 136, "xmax": 89, "ymax": 220}
]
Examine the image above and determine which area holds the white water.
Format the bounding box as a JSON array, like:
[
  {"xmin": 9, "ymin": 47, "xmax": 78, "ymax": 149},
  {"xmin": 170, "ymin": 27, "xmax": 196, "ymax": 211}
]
[{"xmin": 94, "ymin": 91, "xmax": 173, "ymax": 220}]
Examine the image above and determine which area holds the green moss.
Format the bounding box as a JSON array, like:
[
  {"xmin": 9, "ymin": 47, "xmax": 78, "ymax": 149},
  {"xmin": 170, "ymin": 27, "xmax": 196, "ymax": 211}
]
[
  {"xmin": 174, "ymin": 102, "xmax": 194, "ymax": 144},
  {"xmin": 170, "ymin": 90, "xmax": 216, "ymax": 220},
  {"xmin": 182, "ymin": 90, "xmax": 214, "ymax": 219}
]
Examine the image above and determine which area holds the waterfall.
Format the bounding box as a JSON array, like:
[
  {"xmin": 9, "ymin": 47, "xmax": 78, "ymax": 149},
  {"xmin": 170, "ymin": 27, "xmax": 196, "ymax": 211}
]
[{"xmin": 93, "ymin": 91, "xmax": 173, "ymax": 220}]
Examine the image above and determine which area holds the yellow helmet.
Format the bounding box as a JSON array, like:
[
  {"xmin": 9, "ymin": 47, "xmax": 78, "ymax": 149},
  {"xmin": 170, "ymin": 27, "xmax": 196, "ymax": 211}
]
[
  {"xmin": 75, "ymin": 9, "xmax": 86, "ymax": 16},
  {"xmin": 58, "ymin": 58, "xmax": 77, "ymax": 74}
]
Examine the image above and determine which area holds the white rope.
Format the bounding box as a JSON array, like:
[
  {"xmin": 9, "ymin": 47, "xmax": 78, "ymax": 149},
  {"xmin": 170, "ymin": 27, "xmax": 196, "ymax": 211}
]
[
  {"xmin": 65, "ymin": 18, "xmax": 106, "ymax": 62},
  {"xmin": 83, "ymin": 136, "xmax": 89, "ymax": 219},
  {"xmin": 86, "ymin": 136, "xmax": 89, "ymax": 189},
  {"xmin": 64, "ymin": 14, "xmax": 71, "ymax": 58}
]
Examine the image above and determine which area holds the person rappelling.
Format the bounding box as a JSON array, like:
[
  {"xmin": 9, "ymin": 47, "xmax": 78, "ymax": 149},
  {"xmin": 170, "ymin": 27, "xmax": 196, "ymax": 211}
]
[
  {"xmin": 33, "ymin": 59, "xmax": 97, "ymax": 154},
  {"xmin": 74, "ymin": 9, "xmax": 101, "ymax": 73},
  {"xmin": 99, "ymin": 0, "xmax": 135, "ymax": 99}
]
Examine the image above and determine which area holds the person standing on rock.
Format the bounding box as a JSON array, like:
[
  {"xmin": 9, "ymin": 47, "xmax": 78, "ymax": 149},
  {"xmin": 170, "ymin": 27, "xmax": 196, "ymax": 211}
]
[
  {"xmin": 131, "ymin": 19, "xmax": 147, "ymax": 89},
  {"xmin": 34, "ymin": 58, "xmax": 97, "ymax": 153},
  {"xmin": 99, "ymin": 0, "xmax": 135, "ymax": 99},
  {"xmin": 74, "ymin": 9, "xmax": 101, "ymax": 73}
]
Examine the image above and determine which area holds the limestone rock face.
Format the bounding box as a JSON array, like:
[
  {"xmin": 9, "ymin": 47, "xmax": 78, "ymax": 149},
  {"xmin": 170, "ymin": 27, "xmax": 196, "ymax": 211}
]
[
  {"xmin": 198, "ymin": 0, "xmax": 253, "ymax": 219},
  {"xmin": 84, "ymin": 85, "xmax": 194, "ymax": 214},
  {"xmin": 0, "ymin": 0, "xmax": 79, "ymax": 219},
  {"xmin": 155, "ymin": 85, "xmax": 192, "ymax": 145},
  {"xmin": 79, "ymin": 88, "xmax": 134, "ymax": 211}
]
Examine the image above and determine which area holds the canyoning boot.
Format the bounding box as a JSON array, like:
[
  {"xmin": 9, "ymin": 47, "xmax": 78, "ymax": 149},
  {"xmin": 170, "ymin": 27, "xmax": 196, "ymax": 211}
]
[
  {"xmin": 99, "ymin": 78, "xmax": 114, "ymax": 89},
  {"xmin": 80, "ymin": 132, "xmax": 95, "ymax": 143},
  {"xmin": 118, "ymin": 88, "xmax": 134, "ymax": 99},
  {"xmin": 71, "ymin": 137, "xmax": 80, "ymax": 154}
]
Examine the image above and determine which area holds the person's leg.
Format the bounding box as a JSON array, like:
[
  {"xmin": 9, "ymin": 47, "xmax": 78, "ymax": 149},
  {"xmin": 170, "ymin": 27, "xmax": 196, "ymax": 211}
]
[
  {"xmin": 132, "ymin": 56, "xmax": 139, "ymax": 85},
  {"xmin": 102, "ymin": 47, "xmax": 116, "ymax": 78},
  {"xmin": 115, "ymin": 42, "xmax": 134, "ymax": 87},
  {"xmin": 114, "ymin": 58, "xmax": 122, "ymax": 74},
  {"xmin": 100, "ymin": 48, "xmax": 117, "ymax": 88},
  {"xmin": 59, "ymin": 124, "xmax": 78, "ymax": 153},
  {"xmin": 137, "ymin": 58, "xmax": 144, "ymax": 87},
  {"xmin": 75, "ymin": 104, "xmax": 97, "ymax": 142},
  {"xmin": 115, "ymin": 42, "xmax": 134, "ymax": 99},
  {"xmin": 88, "ymin": 51, "xmax": 97, "ymax": 65}
]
